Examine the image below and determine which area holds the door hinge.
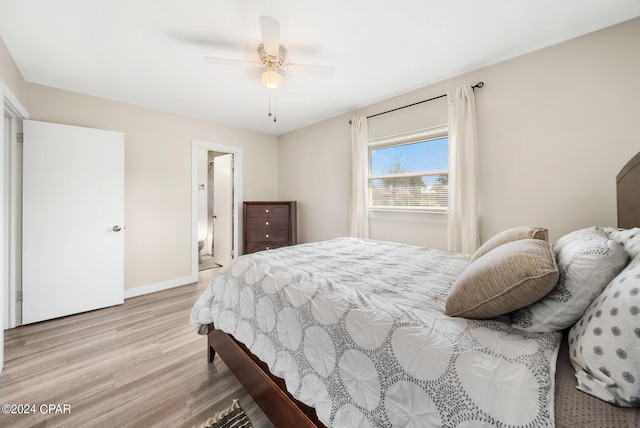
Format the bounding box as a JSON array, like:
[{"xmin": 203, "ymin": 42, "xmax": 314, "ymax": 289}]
[
  {"xmin": 17, "ymin": 132, "xmax": 24, "ymax": 143},
  {"xmin": 17, "ymin": 291, "xmax": 23, "ymax": 302}
]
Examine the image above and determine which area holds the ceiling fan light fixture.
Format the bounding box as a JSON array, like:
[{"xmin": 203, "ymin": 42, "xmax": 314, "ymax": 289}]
[{"xmin": 261, "ymin": 69, "xmax": 282, "ymax": 89}]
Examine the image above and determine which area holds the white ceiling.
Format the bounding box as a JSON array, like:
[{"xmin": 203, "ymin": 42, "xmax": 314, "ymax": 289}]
[{"xmin": 1, "ymin": 1, "xmax": 639, "ymax": 136}]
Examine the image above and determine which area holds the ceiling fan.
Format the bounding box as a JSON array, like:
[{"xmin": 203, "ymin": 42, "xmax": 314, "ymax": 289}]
[{"xmin": 204, "ymin": 16, "xmax": 335, "ymax": 91}]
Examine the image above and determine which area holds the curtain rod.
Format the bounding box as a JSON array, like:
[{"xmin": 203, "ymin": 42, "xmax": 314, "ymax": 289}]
[{"xmin": 348, "ymin": 81, "xmax": 484, "ymax": 125}]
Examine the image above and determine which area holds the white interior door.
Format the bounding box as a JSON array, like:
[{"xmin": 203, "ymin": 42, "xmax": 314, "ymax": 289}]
[
  {"xmin": 212, "ymin": 153, "xmax": 233, "ymax": 266},
  {"xmin": 22, "ymin": 120, "xmax": 124, "ymax": 324}
]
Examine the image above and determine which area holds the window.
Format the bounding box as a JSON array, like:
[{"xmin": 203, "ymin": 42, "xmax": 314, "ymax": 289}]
[{"xmin": 368, "ymin": 126, "xmax": 448, "ymax": 211}]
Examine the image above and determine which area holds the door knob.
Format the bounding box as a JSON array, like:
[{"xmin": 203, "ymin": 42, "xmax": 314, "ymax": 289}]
[{"xmin": 113, "ymin": 225, "xmax": 122, "ymax": 232}]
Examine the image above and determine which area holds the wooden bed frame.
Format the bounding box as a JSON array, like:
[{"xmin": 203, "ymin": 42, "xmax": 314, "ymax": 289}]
[
  {"xmin": 207, "ymin": 327, "xmax": 322, "ymax": 427},
  {"xmin": 206, "ymin": 152, "xmax": 640, "ymax": 428},
  {"xmin": 617, "ymin": 151, "xmax": 640, "ymax": 229}
]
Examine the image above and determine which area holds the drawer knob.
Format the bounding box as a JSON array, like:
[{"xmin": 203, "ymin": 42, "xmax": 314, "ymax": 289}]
[
  {"xmin": 265, "ymin": 221, "xmax": 269, "ymax": 226},
  {"xmin": 266, "ymin": 234, "xmax": 270, "ymax": 238},
  {"xmin": 265, "ymin": 209, "xmax": 269, "ymax": 213}
]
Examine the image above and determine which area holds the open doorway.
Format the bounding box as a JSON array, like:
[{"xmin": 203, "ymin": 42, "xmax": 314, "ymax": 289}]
[
  {"xmin": 191, "ymin": 140, "xmax": 243, "ymax": 277},
  {"xmin": 198, "ymin": 150, "xmax": 233, "ymax": 270}
]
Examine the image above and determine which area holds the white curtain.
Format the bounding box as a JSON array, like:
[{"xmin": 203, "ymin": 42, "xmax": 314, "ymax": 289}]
[
  {"xmin": 349, "ymin": 117, "xmax": 369, "ymax": 238},
  {"xmin": 447, "ymin": 85, "xmax": 479, "ymax": 254}
]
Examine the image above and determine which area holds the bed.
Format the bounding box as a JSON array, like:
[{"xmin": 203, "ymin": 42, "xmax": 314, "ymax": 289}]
[{"xmin": 191, "ymin": 152, "xmax": 640, "ymax": 427}]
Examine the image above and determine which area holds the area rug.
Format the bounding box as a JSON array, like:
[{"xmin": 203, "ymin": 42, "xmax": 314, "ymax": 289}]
[{"xmin": 198, "ymin": 399, "xmax": 253, "ymax": 428}]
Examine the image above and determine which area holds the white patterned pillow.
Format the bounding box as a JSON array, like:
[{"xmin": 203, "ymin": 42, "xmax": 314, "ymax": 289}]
[
  {"xmin": 553, "ymin": 226, "xmax": 600, "ymax": 252},
  {"xmin": 604, "ymin": 227, "xmax": 640, "ymax": 258},
  {"xmin": 511, "ymin": 227, "xmax": 628, "ymax": 333},
  {"xmin": 568, "ymin": 255, "xmax": 640, "ymax": 407}
]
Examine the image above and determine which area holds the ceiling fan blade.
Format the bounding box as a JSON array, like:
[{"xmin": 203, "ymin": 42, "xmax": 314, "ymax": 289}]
[
  {"xmin": 204, "ymin": 57, "xmax": 263, "ymax": 68},
  {"xmin": 282, "ymin": 63, "xmax": 335, "ymax": 78},
  {"xmin": 260, "ymin": 16, "xmax": 280, "ymax": 57}
]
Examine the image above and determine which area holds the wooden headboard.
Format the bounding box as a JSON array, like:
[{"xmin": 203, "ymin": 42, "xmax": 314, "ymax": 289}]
[{"xmin": 617, "ymin": 151, "xmax": 640, "ymax": 228}]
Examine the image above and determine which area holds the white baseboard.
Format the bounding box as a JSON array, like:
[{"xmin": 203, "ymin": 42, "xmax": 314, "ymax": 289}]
[{"xmin": 124, "ymin": 275, "xmax": 198, "ymax": 299}]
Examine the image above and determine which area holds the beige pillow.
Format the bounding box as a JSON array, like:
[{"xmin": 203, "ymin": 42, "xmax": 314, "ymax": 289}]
[
  {"xmin": 471, "ymin": 226, "xmax": 548, "ymax": 261},
  {"xmin": 445, "ymin": 239, "xmax": 559, "ymax": 319}
]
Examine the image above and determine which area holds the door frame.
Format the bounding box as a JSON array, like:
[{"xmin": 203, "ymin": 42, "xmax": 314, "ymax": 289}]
[
  {"xmin": 1, "ymin": 81, "xmax": 28, "ymax": 332},
  {"xmin": 191, "ymin": 140, "xmax": 243, "ymax": 277},
  {"xmin": 1, "ymin": 81, "xmax": 29, "ymax": 372}
]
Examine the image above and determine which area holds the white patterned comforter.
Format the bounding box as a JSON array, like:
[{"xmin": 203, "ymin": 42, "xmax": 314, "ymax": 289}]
[{"xmin": 191, "ymin": 238, "xmax": 561, "ymax": 427}]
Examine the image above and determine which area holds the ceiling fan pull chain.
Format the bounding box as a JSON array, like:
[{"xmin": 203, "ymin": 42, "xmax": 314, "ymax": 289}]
[{"xmin": 267, "ymin": 82, "xmax": 276, "ymax": 122}]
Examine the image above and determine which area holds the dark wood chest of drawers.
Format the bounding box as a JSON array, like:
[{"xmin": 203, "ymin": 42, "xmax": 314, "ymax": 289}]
[{"xmin": 243, "ymin": 201, "xmax": 297, "ymax": 254}]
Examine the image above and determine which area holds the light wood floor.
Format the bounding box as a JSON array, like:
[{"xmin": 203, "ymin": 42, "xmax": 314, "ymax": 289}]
[{"xmin": 0, "ymin": 268, "xmax": 274, "ymax": 428}]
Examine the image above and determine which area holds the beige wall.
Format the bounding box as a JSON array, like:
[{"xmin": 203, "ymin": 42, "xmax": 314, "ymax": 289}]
[
  {"xmin": 278, "ymin": 17, "xmax": 640, "ymax": 250},
  {"xmin": 0, "ymin": 36, "xmax": 26, "ymax": 104},
  {"xmin": 277, "ymin": 119, "xmax": 352, "ymax": 244},
  {"xmin": 25, "ymin": 84, "xmax": 279, "ymax": 290}
]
